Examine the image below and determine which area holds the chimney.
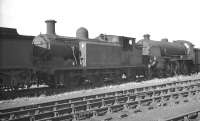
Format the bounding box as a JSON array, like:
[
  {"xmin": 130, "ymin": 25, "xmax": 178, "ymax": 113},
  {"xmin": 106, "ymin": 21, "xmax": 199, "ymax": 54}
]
[
  {"xmin": 143, "ymin": 34, "xmax": 150, "ymax": 40},
  {"xmin": 45, "ymin": 20, "xmax": 56, "ymax": 35},
  {"xmin": 161, "ymin": 38, "xmax": 168, "ymax": 42}
]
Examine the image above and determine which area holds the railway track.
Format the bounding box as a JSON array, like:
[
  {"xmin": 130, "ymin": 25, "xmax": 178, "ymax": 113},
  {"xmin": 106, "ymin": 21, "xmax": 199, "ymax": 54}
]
[
  {"xmin": 166, "ymin": 110, "xmax": 200, "ymax": 121},
  {"xmin": 0, "ymin": 79, "xmax": 144, "ymax": 101},
  {"xmin": 0, "ymin": 84, "xmax": 102, "ymax": 100},
  {"xmin": 0, "ymin": 86, "xmax": 68, "ymax": 100},
  {"xmin": 1, "ymin": 79, "xmax": 200, "ymax": 121}
]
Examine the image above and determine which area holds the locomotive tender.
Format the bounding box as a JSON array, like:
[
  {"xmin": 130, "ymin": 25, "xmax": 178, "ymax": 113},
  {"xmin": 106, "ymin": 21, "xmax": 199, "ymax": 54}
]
[
  {"xmin": 0, "ymin": 20, "xmax": 200, "ymax": 90},
  {"xmin": 0, "ymin": 28, "xmax": 34, "ymax": 89}
]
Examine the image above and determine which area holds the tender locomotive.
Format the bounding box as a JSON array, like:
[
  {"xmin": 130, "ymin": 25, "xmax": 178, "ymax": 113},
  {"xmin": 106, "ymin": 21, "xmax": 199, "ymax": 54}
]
[
  {"xmin": 0, "ymin": 20, "xmax": 200, "ymax": 90},
  {"xmin": 137, "ymin": 34, "xmax": 196, "ymax": 77}
]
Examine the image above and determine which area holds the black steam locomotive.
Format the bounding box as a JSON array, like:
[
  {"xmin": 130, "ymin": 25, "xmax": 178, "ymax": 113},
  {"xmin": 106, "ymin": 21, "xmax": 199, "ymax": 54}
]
[
  {"xmin": 0, "ymin": 20, "xmax": 200, "ymax": 90},
  {"xmin": 138, "ymin": 34, "xmax": 197, "ymax": 77}
]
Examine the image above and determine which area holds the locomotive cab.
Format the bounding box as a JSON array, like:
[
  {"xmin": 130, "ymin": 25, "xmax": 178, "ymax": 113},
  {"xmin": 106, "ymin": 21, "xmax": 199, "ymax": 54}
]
[{"xmin": 119, "ymin": 36, "xmax": 135, "ymax": 50}]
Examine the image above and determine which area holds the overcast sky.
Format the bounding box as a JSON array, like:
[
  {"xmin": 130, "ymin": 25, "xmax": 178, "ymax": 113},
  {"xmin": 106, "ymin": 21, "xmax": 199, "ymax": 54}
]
[{"xmin": 1, "ymin": 0, "xmax": 200, "ymax": 47}]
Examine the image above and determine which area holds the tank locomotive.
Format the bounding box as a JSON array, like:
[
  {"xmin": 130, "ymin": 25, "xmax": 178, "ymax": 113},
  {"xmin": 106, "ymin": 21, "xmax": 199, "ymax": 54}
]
[{"xmin": 32, "ymin": 20, "xmax": 145, "ymax": 88}]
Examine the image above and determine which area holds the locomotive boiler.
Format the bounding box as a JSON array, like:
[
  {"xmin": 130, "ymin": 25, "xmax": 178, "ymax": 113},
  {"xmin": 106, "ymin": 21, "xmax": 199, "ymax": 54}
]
[{"xmin": 138, "ymin": 34, "xmax": 195, "ymax": 77}]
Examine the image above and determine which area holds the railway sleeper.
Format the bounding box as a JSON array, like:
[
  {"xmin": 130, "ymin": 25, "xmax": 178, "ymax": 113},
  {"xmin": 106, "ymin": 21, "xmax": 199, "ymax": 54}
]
[
  {"xmin": 75, "ymin": 111, "xmax": 93, "ymax": 120},
  {"xmin": 89, "ymin": 102, "xmax": 102, "ymax": 109},
  {"xmin": 126, "ymin": 101, "xmax": 139, "ymax": 109},
  {"xmin": 110, "ymin": 104, "xmax": 124, "ymax": 113},
  {"xmin": 148, "ymin": 106, "xmax": 154, "ymax": 110},
  {"xmin": 115, "ymin": 96, "xmax": 128, "ymax": 104},
  {"xmin": 161, "ymin": 89, "xmax": 168, "ymax": 95},
  {"xmin": 74, "ymin": 105, "xmax": 87, "ymax": 113},
  {"xmin": 128, "ymin": 95, "xmax": 136, "ymax": 102},
  {"xmin": 180, "ymin": 92, "xmax": 189, "ymax": 97},
  {"xmin": 134, "ymin": 109, "xmax": 142, "ymax": 113},
  {"xmin": 174, "ymin": 101, "xmax": 180, "ymax": 104},
  {"xmin": 127, "ymin": 89, "xmax": 135, "ymax": 95},
  {"xmin": 162, "ymin": 102, "xmax": 168, "ymax": 106},
  {"xmin": 135, "ymin": 94, "xmax": 145, "ymax": 101},
  {"xmin": 37, "ymin": 114, "xmax": 74, "ymax": 121},
  {"xmin": 172, "ymin": 93, "xmax": 180, "ymax": 99},
  {"xmin": 56, "ymin": 108, "xmax": 73, "ymax": 116},
  {"xmin": 146, "ymin": 91, "xmax": 154, "ymax": 98},
  {"xmin": 154, "ymin": 97, "xmax": 162, "ymax": 103},
  {"xmin": 135, "ymin": 87, "xmax": 144, "ymax": 93},
  {"xmin": 94, "ymin": 107, "xmax": 108, "ymax": 116},
  {"xmin": 34, "ymin": 111, "xmax": 54, "ymax": 120},
  {"xmin": 163, "ymin": 95, "xmax": 171, "ymax": 101},
  {"xmin": 104, "ymin": 99, "xmax": 115, "ymax": 106},
  {"xmin": 139, "ymin": 99, "xmax": 153, "ymax": 107},
  {"xmin": 154, "ymin": 91, "xmax": 161, "ymax": 96},
  {"xmin": 169, "ymin": 88, "xmax": 176, "ymax": 92},
  {"xmin": 120, "ymin": 113, "xmax": 128, "ymax": 118}
]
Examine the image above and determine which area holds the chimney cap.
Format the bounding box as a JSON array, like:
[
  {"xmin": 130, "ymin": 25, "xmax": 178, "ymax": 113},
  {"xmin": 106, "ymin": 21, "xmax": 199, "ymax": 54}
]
[
  {"xmin": 161, "ymin": 38, "xmax": 168, "ymax": 42},
  {"xmin": 143, "ymin": 34, "xmax": 150, "ymax": 37},
  {"xmin": 45, "ymin": 20, "xmax": 57, "ymax": 23},
  {"xmin": 143, "ymin": 34, "xmax": 150, "ymax": 40},
  {"xmin": 45, "ymin": 19, "xmax": 56, "ymax": 35}
]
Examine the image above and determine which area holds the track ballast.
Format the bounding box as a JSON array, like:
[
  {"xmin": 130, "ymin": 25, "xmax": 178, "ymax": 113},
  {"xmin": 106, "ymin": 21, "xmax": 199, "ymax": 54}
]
[{"xmin": 1, "ymin": 77, "xmax": 200, "ymax": 121}]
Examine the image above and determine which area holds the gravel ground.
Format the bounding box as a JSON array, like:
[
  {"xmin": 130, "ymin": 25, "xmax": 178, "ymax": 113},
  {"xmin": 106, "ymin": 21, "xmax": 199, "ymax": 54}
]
[
  {"xmin": 90, "ymin": 99, "xmax": 200, "ymax": 121},
  {"xmin": 0, "ymin": 73, "xmax": 200, "ymax": 110}
]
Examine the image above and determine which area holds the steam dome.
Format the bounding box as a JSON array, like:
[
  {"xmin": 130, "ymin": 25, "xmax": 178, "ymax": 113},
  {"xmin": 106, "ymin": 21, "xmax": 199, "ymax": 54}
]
[{"xmin": 76, "ymin": 27, "xmax": 89, "ymax": 39}]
